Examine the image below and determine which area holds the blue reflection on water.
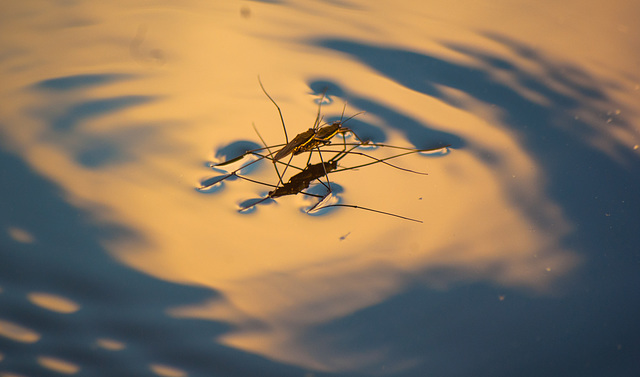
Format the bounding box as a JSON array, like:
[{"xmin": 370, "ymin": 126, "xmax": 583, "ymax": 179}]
[
  {"xmin": 31, "ymin": 73, "xmax": 135, "ymax": 92},
  {"xmin": 307, "ymin": 78, "xmax": 465, "ymax": 150}
]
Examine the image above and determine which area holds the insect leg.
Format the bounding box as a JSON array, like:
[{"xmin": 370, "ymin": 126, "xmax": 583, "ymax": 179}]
[
  {"xmin": 252, "ymin": 122, "xmax": 286, "ymax": 186},
  {"xmin": 317, "ymin": 203, "xmax": 423, "ymax": 223},
  {"xmin": 258, "ymin": 76, "xmax": 288, "ymax": 144}
]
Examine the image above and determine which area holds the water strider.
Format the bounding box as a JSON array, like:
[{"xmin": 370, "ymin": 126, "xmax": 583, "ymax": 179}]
[
  {"xmin": 203, "ymin": 78, "xmax": 438, "ymax": 190},
  {"xmin": 197, "ymin": 78, "xmax": 451, "ymax": 221},
  {"xmin": 237, "ymin": 144, "xmax": 428, "ymax": 223}
]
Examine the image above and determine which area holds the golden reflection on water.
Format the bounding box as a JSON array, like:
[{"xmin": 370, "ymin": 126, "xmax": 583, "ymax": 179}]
[
  {"xmin": 0, "ymin": 0, "xmax": 637, "ymax": 372},
  {"xmin": 94, "ymin": 338, "xmax": 126, "ymax": 351},
  {"xmin": 6, "ymin": 227, "xmax": 35, "ymax": 244},
  {"xmin": 149, "ymin": 364, "xmax": 188, "ymax": 377},
  {"xmin": 27, "ymin": 292, "xmax": 81, "ymax": 314},
  {"xmin": 36, "ymin": 356, "xmax": 80, "ymax": 375},
  {"xmin": 0, "ymin": 319, "xmax": 40, "ymax": 344}
]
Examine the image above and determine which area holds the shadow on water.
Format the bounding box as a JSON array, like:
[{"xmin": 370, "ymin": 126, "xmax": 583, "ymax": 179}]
[
  {"xmin": 24, "ymin": 73, "xmax": 186, "ymax": 169},
  {"xmin": 0, "ymin": 145, "xmax": 332, "ymax": 377},
  {"xmin": 30, "ymin": 74, "xmax": 135, "ymax": 92},
  {"xmin": 308, "ymin": 79, "xmax": 463, "ymax": 149},
  {"xmin": 307, "ymin": 36, "xmax": 640, "ymax": 375},
  {"xmin": 46, "ymin": 95, "xmax": 155, "ymax": 132}
]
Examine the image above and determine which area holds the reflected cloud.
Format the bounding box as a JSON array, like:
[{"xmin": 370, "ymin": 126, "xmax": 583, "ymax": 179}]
[
  {"xmin": 6, "ymin": 227, "xmax": 35, "ymax": 244},
  {"xmin": 31, "ymin": 73, "xmax": 135, "ymax": 92},
  {"xmin": 314, "ymin": 37, "xmax": 638, "ymax": 166},
  {"xmin": 27, "ymin": 292, "xmax": 81, "ymax": 314},
  {"xmin": 45, "ymin": 95, "xmax": 157, "ymax": 132},
  {"xmin": 149, "ymin": 363, "xmax": 188, "ymax": 377},
  {"xmin": 0, "ymin": 319, "xmax": 40, "ymax": 343},
  {"xmin": 36, "ymin": 356, "xmax": 80, "ymax": 375},
  {"xmin": 94, "ymin": 338, "xmax": 126, "ymax": 351},
  {"xmin": 23, "ymin": 74, "xmax": 184, "ymax": 171},
  {"xmin": 307, "ymin": 78, "xmax": 463, "ymax": 149}
]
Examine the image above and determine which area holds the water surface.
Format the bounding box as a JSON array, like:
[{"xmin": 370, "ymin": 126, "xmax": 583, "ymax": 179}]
[{"xmin": 1, "ymin": 1, "xmax": 639, "ymax": 376}]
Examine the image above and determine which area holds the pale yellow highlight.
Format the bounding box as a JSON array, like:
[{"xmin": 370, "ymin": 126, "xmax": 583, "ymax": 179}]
[
  {"xmin": 37, "ymin": 357, "xmax": 80, "ymax": 375},
  {"xmin": 149, "ymin": 364, "xmax": 188, "ymax": 377},
  {"xmin": 28, "ymin": 292, "xmax": 81, "ymax": 314},
  {"xmin": 0, "ymin": 319, "xmax": 40, "ymax": 343}
]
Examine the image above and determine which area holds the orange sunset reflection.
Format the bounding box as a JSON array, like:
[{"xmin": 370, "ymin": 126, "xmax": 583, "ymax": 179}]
[{"xmin": 1, "ymin": 0, "xmax": 637, "ymax": 373}]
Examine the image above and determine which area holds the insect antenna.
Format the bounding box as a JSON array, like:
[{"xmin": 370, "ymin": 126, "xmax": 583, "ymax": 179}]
[
  {"xmin": 334, "ymin": 102, "xmax": 366, "ymax": 143},
  {"xmin": 312, "ymin": 87, "xmax": 329, "ymax": 130}
]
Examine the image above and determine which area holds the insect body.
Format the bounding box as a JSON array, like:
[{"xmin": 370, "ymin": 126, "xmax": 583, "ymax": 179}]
[
  {"xmin": 292, "ymin": 121, "xmax": 362, "ymax": 155},
  {"xmin": 238, "ymin": 158, "xmax": 338, "ymax": 211},
  {"xmin": 273, "ymin": 104, "xmax": 364, "ymax": 162},
  {"xmin": 267, "ymin": 160, "xmax": 336, "ymax": 198},
  {"xmin": 272, "ymin": 127, "xmax": 317, "ymax": 161}
]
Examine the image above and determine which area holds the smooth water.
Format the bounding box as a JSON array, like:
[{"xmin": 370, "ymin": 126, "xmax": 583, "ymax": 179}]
[{"xmin": 1, "ymin": 1, "xmax": 639, "ymax": 376}]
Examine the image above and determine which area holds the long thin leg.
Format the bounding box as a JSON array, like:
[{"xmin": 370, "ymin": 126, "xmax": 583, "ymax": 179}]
[
  {"xmin": 305, "ymin": 143, "xmax": 361, "ymax": 212},
  {"xmin": 235, "ymin": 169, "xmax": 423, "ymax": 222},
  {"xmin": 199, "ymin": 147, "xmax": 306, "ymax": 190},
  {"xmin": 258, "ymin": 76, "xmax": 288, "ymax": 144},
  {"xmin": 213, "ymin": 143, "xmax": 284, "ymax": 167},
  {"xmin": 313, "ymin": 145, "xmax": 332, "ymax": 192},
  {"xmin": 231, "ymin": 148, "xmax": 427, "ymax": 222},
  {"xmin": 310, "ymin": 118, "xmax": 352, "ymax": 194},
  {"xmin": 279, "ymin": 154, "xmax": 295, "ymax": 187},
  {"xmin": 253, "ymin": 122, "xmax": 286, "ymax": 186},
  {"xmin": 307, "ymin": 101, "xmax": 353, "ymax": 197},
  {"xmin": 318, "ymin": 204, "xmax": 423, "ymax": 223},
  {"xmin": 201, "ymin": 142, "xmax": 444, "ymax": 190},
  {"xmin": 275, "ymin": 88, "xmax": 329, "ymax": 181},
  {"xmin": 330, "ymin": 144, "xmax": 451, "ymax": 173},
  {"xmin": 238, "ymin": 184, "xmax": 326, "ymax": 212}
]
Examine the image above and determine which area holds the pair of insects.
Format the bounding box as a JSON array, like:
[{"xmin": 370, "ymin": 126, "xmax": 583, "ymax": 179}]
[{"xmin": 198, "ymin": 78, "xmax": 450, "ymax": 222}]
